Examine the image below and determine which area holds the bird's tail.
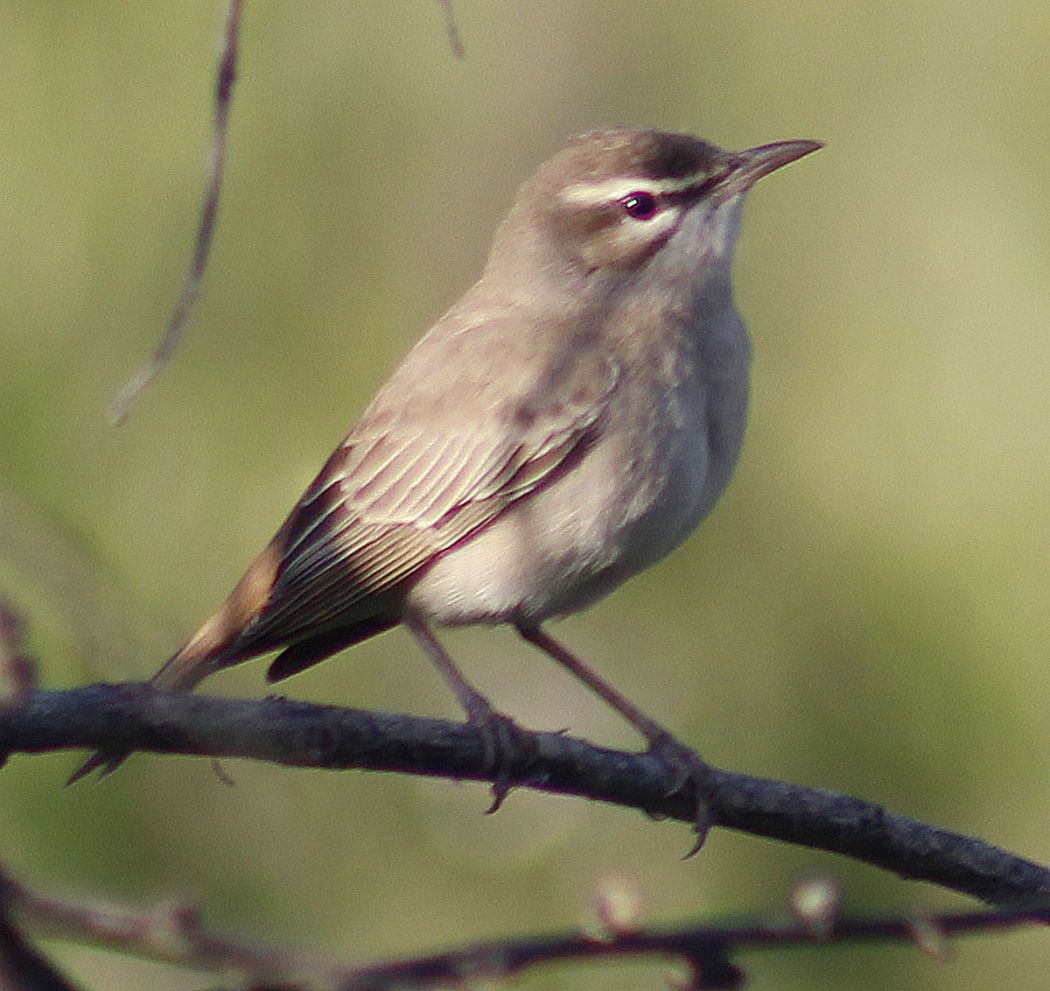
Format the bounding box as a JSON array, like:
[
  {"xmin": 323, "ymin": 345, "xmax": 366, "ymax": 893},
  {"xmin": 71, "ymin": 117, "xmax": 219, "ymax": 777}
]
[
  {"xmin": 66, "ymin": 541, "xmax": 283, "ymax": 786},
  {"xmin": 63, "ymin": 637, "xmax": 225, "ymax": 787}
]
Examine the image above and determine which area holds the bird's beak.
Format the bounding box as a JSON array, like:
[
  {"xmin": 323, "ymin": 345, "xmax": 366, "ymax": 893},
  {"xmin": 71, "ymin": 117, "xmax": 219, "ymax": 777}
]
[{"xmin": 714, "ymin": 139, "xmax": 823, "ymax": 201}]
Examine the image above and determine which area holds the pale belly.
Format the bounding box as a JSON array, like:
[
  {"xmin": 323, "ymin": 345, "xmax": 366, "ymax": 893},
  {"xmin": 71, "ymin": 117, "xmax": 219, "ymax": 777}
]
[{"xmin": 405, "ymin": 354, "xmax": 747, "ymax": 627}]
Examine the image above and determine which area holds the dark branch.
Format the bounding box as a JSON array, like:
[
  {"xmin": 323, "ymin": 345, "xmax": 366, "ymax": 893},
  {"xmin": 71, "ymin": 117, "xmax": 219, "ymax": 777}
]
[
  {"xmin": 318, "ymin": 904, "xmax": 1050, "ymax": 991},
  {"xmin": 4, "ymin": 684, "xmax": 1049, "ymax": 905},
  {"xmin": 0, "ymin": 874, "xmax": 83, "ymax": 991}
]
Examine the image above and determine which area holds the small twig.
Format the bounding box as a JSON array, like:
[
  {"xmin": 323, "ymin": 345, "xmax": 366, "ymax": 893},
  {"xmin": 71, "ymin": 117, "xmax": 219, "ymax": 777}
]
[
  {"xmin": 4, "ymin": 684, "xmax": 1050, "ymax": 905},
  {"xmin": 435, "ymin": 0, "xmax": 466, "ymax": 58},
  {"xmin": 109, "ymin": 0, "xmax": 244, "ymax": 425},
  {"xmin": 0, "ymin": 600, "xmax": 36, "ymax": 708},
  {"xmin": 8, "ymin": 864, "xmax": 1049, "ymax": 990},
  {"xmin": 9, "ymin": 870, "xmax": 334, "ymax": 988},
  {"xmin": 331, "ymin": 903, "xmax": 1050, "ymax": 991}
]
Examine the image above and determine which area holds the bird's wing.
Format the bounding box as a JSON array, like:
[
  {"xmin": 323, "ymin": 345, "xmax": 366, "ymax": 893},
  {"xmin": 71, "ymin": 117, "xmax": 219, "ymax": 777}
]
[{"xmin": 237, "ymin": 332, "xmax": 621, "ymax": 649}]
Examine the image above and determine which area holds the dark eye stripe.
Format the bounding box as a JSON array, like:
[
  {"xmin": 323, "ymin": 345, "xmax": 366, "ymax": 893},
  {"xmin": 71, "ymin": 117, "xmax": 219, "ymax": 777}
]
[{"xmin": 663, "ymin": 169, "xmax": 726, "ymax": 205}]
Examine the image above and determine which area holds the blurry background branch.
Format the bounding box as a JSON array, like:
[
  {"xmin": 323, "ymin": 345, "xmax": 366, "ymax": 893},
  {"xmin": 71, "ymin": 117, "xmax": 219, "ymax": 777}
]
[
  {"xmin": 107, "ymin": 0, "xmax": 244, "ymax": 426},
  {"xmin": 3, "ymin": 683, "xmax": 1048, "ymax": 906},
  {"xmin": 5, "ymin": 862, "xmax": 1048, "ymax": 991},
  {"xmin": 107, "ymin": 0, "xmax": 464, "ymax": 425},
  {"xmin": 0, "ymin": 874, "xmax": 82, "ymax": 991},
  {"xmin": 435, "ymin": 0, "xmax": 466, "ymax": 58}
]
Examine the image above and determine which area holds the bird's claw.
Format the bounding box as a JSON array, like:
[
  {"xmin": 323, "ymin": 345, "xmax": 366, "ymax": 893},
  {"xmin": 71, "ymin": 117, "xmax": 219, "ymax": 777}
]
[
  {"xmin": 646, "ymin": 732, "xmax": 716, "ymax": 856},
  {"xmin": 463, "ymin": 698, "xmax": 524, "ymax": 814}
]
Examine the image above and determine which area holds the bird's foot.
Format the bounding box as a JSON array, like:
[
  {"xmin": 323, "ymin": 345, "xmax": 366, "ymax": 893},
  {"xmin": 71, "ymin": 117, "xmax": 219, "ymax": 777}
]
[
  {"xmin": 462, "ymin": 694, "xmax": 528, "ymax": 814},
  {"xmin": 646, "ymin": 731, "xmax": 717, "ymax": 856}
]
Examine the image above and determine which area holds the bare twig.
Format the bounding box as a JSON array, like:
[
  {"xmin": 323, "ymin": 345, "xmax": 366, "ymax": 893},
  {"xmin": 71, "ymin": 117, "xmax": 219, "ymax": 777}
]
[
  {"xmin": 8, "ymin": 870, "xmax": 336, "ymax": 989},
  {"xmin": 8, "ymin": 864, "xmax": 1049, "ymax": 990},
  {"xmin": 110, "ymin": 0, "xmax": 470, "ymax": 425},
  {"xmin": 109, "ymin": 0, "xmax": 244, "ymax": 425},
  {"xmin": 0, "ymin": 600, "xmax": 36, "ymax": 708},
  {"xmin": 435, "ymin": 0, "xmax": 466, "ymax": 58},
  {"xmin": 3, "ymin": 684, "xmax": 1049, "ymax": 905}
]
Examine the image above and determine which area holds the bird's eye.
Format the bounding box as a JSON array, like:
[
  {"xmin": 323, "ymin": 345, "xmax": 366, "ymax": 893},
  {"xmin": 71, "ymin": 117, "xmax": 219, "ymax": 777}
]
[{"xmin": 619, "ymin": 191, "xmax": 659, "ymax": 221}]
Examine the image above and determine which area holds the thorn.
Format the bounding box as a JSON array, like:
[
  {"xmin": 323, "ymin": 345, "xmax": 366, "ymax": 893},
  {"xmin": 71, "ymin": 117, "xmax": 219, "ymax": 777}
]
[
  {"xmin": 65, "ymin": 750, "xmax": 127, "ymax": 787},
  {"xmin": 65, "ymin": 753, "xmax": 107, "ymax": 787}
]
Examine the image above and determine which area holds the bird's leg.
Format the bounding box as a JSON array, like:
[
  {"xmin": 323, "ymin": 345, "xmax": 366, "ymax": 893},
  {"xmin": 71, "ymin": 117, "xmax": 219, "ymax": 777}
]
[
  {"xmin": 517, "ymin": 624, "xmax": 715, "ymax": 852},
  {"xmin": 405, "ymin": 615, "xmax": 522, "ymax": 812}
]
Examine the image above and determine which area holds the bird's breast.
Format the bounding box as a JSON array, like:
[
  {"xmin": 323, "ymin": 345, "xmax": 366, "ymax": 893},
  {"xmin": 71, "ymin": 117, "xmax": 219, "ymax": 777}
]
[{"xmin": 406, "ymin": 306, "xmax": 750, "ymax": 627}]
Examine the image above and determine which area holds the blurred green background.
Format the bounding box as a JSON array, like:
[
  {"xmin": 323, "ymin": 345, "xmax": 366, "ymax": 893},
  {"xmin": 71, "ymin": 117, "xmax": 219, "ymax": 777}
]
[{"xmin": 2, "ymin": 2, "xmax": 1049, "ymax": 988}]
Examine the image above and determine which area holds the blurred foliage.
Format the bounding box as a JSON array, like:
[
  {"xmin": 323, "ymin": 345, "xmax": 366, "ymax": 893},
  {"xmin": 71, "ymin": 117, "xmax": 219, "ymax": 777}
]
[{"xmin": 2, "ymin": 1, "xmax": 1049, "ymax": 988}]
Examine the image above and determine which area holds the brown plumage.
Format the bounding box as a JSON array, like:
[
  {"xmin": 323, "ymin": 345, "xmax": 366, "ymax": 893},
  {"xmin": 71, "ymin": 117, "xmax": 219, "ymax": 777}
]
[{"xmin": 69, "ymin": 129, "xmax": 820, "ymax": 812}]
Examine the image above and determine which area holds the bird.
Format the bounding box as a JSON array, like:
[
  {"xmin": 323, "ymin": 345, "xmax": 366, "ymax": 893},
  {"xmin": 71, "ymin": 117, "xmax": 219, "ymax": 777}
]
[{"xmin": 70, "ymin": 127, "xmax": 820, "ymax": 844}]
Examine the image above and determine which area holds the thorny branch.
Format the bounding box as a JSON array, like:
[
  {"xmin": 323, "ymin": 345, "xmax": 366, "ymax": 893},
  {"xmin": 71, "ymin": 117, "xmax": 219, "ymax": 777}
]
[{"xmin": 3, "ymin": 683, "xmax": 1049, "ymax": 906}]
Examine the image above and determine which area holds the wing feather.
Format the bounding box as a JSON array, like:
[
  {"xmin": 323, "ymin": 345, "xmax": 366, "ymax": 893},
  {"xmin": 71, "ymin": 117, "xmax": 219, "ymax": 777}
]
[{"xmin": 235, "ymin": 325, "xmax": 621, "ymax": 652}]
